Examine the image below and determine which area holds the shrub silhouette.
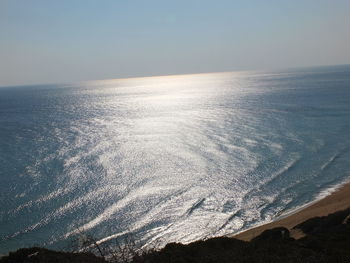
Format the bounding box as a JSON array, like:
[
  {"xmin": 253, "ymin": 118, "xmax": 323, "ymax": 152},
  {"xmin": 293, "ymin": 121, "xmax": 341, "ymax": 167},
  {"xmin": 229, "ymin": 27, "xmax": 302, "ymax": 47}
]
[{"xmin": 1, "ymin": 207, "xmax": 350, "ymax": 263}]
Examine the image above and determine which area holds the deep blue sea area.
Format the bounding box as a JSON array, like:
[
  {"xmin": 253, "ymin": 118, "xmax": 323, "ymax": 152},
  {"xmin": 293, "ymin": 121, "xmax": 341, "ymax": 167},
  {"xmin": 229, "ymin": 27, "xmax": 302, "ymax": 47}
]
[{"xmin": 1, "ymin": 65, "xmax": 350, "ymax": 254}]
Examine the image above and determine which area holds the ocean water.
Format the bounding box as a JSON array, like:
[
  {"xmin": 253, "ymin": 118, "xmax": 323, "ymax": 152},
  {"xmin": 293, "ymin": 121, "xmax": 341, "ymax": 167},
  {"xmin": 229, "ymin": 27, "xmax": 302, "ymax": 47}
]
[{"xmin": 1, "ymin": 65, "xmax": 350, "ymax": 253}]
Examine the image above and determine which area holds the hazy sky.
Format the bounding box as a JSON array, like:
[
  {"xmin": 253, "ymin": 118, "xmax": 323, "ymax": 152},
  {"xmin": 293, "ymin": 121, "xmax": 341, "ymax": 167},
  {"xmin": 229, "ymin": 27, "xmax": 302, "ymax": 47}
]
[{"xmin": 1, "ymin": 0, "xmax": 349, "ymax": 86}]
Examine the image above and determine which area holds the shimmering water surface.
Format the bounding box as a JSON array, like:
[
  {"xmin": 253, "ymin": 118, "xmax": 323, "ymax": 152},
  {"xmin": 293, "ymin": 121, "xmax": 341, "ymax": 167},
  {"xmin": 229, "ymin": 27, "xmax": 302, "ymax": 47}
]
[{"xmin": 1, "ymin": 65, "xmax": 350, "ymax": 253}]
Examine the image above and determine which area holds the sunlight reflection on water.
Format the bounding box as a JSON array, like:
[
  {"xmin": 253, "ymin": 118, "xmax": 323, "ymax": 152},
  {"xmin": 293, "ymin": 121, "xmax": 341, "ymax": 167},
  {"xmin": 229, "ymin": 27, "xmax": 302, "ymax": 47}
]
[{"xmin": 1, "ymin": 66, "xmax": 350, "ymax": 252}]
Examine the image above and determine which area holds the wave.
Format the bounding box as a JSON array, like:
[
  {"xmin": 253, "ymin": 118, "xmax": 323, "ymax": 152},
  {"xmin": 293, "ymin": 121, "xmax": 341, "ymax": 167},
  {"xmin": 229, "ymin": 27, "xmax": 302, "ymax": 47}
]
[
  {"xmin": 186, "ymin": 198, "xmax": 206, "ymax": 215},
  {"xmin": 320, "ymin": 146, "xmax": 350, "ymax": 171}
]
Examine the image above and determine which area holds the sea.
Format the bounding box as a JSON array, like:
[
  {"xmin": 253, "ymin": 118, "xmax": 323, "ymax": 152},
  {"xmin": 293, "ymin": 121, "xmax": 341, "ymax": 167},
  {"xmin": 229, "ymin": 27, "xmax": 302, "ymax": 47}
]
[{"xmin": 1, "ymin": 65, "xmax": 350, "ymax": 254}]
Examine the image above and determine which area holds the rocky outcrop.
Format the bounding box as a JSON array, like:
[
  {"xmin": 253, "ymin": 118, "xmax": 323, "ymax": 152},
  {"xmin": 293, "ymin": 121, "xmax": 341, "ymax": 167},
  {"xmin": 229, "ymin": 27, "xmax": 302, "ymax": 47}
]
[{"xmin": 0, "ymin": 247, "xmax": 107, "ymax": 263}]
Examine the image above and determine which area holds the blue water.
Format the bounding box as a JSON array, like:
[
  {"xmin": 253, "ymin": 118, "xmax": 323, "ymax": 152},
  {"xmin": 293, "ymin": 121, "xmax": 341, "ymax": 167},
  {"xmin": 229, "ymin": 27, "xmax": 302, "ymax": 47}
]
[{"xmin": 1, "ymin": 65, "xmax": 350, "ymax": 253}]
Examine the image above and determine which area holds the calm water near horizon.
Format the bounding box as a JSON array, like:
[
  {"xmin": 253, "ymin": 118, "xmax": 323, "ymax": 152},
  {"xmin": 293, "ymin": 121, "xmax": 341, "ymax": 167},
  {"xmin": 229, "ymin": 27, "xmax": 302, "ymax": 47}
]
[{"xmin": 1, "ymin": 65, "xmax": 350, "ymax": 253}]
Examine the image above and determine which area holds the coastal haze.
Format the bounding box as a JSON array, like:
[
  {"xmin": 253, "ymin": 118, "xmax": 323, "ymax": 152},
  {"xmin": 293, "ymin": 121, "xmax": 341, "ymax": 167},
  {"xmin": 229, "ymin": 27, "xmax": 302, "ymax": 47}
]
[
  {"xmin": 1, "ymin": 0, "xmax": 350, "ymax": 87},
  {"xmin": 1, "ymin": 65, "xmax": 350, "ymax": 253}
]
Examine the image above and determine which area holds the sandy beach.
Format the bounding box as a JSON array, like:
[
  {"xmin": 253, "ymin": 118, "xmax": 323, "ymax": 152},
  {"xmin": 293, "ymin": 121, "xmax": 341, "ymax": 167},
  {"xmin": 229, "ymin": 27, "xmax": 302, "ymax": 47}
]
[{"xmin": 233, "ymin": 181, "xmax": 350, "ymax": 241}]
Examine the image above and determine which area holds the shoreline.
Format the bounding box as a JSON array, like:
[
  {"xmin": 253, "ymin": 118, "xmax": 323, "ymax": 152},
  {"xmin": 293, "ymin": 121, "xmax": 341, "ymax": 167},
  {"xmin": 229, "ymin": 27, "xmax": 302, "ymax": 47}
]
[
  {"xmin": 2, "ymin": 181, "xmax": 350, "ymax": 262},
  {"xmin": 233, "ymin": 180, "xmax": 350, "ymax": 241}
]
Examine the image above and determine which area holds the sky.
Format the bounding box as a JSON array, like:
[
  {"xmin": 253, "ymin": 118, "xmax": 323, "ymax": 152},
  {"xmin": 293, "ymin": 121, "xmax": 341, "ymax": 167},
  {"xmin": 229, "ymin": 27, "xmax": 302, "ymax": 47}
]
[{"xmin": 1, "ymin": 0, "xmax": 349, "ymax": 86}]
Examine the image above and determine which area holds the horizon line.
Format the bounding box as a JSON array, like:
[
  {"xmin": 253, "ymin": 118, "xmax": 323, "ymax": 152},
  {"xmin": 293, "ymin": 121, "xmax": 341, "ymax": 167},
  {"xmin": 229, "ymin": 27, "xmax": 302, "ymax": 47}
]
[{"xmin": 1, "ymin": 63, "xmax": 349, "ymax": 89}]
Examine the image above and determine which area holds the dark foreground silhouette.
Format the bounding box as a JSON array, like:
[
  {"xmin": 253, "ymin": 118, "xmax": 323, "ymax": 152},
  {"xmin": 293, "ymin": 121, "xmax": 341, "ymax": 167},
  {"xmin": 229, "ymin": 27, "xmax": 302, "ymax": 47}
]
[{"xmin": 2, "ymin": 207, "xmax": 350, "ymax": 263}]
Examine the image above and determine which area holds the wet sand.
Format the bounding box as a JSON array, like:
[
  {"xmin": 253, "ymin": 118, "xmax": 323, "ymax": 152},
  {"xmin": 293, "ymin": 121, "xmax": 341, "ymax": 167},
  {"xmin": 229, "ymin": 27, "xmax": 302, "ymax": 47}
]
[{"xmin": 233, "ymin": 181, "xmax": 350, "ymax": 241}]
